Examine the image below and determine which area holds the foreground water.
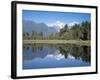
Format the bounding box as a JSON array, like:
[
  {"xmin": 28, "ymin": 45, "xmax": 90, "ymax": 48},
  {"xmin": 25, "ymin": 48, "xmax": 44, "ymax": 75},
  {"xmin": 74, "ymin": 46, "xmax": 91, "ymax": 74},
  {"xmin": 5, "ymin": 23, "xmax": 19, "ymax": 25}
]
[{"xmin": 23, "ymin": 44, "xmax": 91, "ymax": 69}]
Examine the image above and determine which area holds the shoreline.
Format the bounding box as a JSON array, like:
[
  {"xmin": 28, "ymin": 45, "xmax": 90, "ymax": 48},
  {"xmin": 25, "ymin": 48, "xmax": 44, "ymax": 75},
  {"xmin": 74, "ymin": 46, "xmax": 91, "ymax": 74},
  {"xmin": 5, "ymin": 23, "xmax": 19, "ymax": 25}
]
[{"xmin": 23, "ymin": 40, "xmax": 90, "ymax": 46}]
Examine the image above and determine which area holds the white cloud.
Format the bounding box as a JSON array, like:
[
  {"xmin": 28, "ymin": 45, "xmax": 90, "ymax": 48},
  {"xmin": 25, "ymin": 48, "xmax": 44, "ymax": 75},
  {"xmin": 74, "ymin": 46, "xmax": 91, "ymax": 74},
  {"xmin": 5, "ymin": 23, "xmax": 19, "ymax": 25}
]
[
  {"xmin": 47, "ymin": 21, "xmax": 79, "ymax": 31},
  {"xmin": 67, "ymin": 54, "xmax": 75, "ymax": 59},
  {"xmin": 46, "ymin": 50, "xmax": 65, "ymax": 60},
  {"xmin": 55, "ymin": 21, "xmax": 65, "ymax": 29},
  {"xmin": 47, "ymin": 21, "xmax": 65, "ymax": 32},
  {"xmin": 68, "ymin": 21, "xmax": 79, "ymax": 27}
]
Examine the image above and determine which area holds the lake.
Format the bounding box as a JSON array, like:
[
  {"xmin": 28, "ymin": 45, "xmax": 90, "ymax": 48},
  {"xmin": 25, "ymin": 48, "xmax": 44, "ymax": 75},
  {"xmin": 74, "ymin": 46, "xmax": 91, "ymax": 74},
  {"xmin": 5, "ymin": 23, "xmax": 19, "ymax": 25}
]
[{"xmin": 23, "ymin": 44, "xmax": 91, "ymax": 69}]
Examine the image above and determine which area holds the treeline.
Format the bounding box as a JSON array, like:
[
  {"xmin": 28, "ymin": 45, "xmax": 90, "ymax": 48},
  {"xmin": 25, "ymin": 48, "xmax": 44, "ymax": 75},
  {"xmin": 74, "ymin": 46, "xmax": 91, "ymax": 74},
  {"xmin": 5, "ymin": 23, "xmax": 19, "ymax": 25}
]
[
  {"xmin": 23, "ymin": 21, "xmax": 91, "ymax": 40},
  {"xmin": 59, "ymin": 21, "xmax": 91, "ymax": 40},
  {"xmin": 23, "ymin": 31, "xmax": 58, "ymax": 40}
]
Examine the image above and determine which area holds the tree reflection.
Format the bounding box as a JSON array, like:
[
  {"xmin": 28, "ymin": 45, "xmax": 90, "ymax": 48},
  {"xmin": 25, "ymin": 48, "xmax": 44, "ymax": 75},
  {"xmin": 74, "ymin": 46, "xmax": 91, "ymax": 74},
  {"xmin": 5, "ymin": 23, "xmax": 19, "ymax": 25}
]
[
  {"xmin": 58, "ymin": 44, "xmax": 91, "ymax": 63},
  {"xmin": 81, "ymin": 46, "xmax": 91, "ymax": 63},
  {"xmin": 23, "ymin": 44, "xmax": 91, "ymax": 63}
]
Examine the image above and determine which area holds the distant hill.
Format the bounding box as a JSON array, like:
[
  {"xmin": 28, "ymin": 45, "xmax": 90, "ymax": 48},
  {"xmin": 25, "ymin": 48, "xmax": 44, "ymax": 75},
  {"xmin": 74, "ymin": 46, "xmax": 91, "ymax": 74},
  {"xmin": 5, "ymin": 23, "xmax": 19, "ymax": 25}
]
[{"xmin": 23, "ymin": 20, "xmax": 58, "ymax": 36}]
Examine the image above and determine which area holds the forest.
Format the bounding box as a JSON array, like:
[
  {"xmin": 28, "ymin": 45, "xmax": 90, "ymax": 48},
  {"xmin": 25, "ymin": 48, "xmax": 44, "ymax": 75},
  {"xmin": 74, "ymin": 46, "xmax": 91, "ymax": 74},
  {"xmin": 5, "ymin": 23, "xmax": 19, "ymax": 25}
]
[{"xmin": 23, "ymin": 21, "xmax": 91, "ymax": 41}]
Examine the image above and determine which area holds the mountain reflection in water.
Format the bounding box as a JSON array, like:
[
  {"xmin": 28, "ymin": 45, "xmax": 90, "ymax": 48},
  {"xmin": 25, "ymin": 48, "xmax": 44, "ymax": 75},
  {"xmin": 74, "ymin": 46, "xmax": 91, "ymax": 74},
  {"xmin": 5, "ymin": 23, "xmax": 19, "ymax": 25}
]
[{"xmin": 23, "ymin": 44, "xmax": 91, "ymax": 69}]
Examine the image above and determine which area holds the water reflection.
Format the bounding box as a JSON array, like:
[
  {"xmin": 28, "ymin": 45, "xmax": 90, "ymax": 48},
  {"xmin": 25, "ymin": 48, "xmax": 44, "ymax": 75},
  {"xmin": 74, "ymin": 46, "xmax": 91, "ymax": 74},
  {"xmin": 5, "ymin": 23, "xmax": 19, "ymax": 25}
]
[{"xmin": 23, "ymin": 44, "xmax": 91, "ymax": 69}]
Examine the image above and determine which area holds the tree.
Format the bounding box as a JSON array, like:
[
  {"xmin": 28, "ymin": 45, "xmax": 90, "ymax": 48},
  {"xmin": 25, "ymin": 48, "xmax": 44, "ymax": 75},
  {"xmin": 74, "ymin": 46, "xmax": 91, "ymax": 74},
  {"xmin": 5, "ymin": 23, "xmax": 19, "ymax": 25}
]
[
  {"xmin": 80, "ymin": 21, "xmax": 91, "ymax": 40},
  {"xmin": 64, "ymin": 24, "xmax": 68, "ymax": 31},
  {"xmin": 59, "ymin": 24, "xmax": 68, "ymax": 36},
  {"xmin": 26, "ymin": 32, "xmax": 29, "ymax": 39}
]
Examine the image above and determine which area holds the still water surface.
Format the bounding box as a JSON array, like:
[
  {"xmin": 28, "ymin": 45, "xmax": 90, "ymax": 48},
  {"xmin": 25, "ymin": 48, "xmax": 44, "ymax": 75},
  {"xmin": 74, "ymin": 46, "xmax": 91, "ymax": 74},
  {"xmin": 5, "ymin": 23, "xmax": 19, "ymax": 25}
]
[{"xmin": 23, "ymin": 44, "xmax": 91, "ymax": 69}]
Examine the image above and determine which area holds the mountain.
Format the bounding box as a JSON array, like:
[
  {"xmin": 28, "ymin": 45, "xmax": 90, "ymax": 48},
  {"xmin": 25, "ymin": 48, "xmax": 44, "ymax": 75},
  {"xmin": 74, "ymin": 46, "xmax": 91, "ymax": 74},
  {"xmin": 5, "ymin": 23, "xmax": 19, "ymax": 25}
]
[{"xmin": 23, "ymin": 20, "xmax": 58, "ymax": 36}]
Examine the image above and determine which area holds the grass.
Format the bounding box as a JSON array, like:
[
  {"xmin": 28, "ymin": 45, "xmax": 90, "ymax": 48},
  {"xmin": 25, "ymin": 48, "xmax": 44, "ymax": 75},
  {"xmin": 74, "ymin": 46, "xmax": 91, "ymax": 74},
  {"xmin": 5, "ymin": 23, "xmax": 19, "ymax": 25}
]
[{"xmin": 23, "ymin": 40, "xmax": 90, "ymax": 46}]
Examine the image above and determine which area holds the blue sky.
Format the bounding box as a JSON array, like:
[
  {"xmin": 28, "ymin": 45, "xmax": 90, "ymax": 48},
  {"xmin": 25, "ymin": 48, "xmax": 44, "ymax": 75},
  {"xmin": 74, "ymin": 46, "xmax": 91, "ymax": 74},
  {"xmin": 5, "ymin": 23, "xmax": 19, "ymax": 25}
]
[{"xmin": 22, "ymin": 10, "xmax": 90, "ymax": 28}]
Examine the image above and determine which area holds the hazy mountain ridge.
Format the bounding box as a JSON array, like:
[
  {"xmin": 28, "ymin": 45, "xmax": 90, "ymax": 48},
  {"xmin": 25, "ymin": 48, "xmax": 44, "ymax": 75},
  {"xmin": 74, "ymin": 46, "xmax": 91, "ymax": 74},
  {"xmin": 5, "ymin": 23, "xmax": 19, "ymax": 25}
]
[{"xmin": 23, "ymin": 20, "xmax": 58, "ymax": 36}]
